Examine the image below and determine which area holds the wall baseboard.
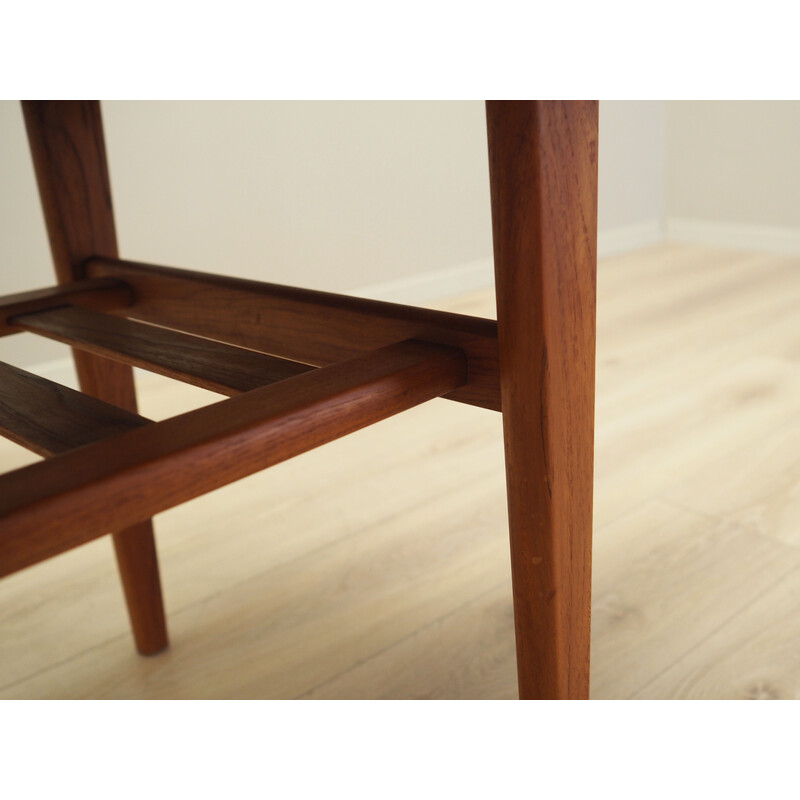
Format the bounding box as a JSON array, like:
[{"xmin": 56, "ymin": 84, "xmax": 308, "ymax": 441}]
[
  {"xmin": 597, "ymin": 219, "xmax": 665, "ymax": 258},
  {"xmin": 666, "ymin": 218, "xmax": 800, "ymax": 256},
  {"xmin": 352, "ymin": 257, "xmax": 495, "ymax": 305}
]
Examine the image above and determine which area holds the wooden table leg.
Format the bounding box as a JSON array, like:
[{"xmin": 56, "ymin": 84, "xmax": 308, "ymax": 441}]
[
  {"xmin": 22, "ymin": 101, "xmax": 168, "ymax": 655},
  {"xmin": 486, "ymin": 101, "xmax": 598, "ymax": 699}
]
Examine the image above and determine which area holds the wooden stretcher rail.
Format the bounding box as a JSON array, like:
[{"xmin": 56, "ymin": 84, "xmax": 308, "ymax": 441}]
[
  {"xmin": 0, "ymin": 340, "xmax": 467, "ymax": 576},
  {"xmin": 0, "ymin": 360, "xmax": 149, "ymax": 457},
  {"xmin": 0, "ymin": 279, "xmax": 132, "ymax": 337},
  {"xmin": 84, "ymin": 256, "xmax": 501, "ymax": 411},
  {"xmin": 13, "ymin": 305, "xmax": 315, "ymax": 396}
]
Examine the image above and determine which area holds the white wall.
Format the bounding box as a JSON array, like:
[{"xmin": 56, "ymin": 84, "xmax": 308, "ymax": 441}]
[
  {"xmin": 665, "ymin": 101, "xmax": 800, "ymax": 252},
  {"xmin": 1, "ymin": 100, "xmax": 668, "ymax": 372},
  {"xmin": 598, "ymin": 101, "xmax": 665, "ymax": 253},
  {"xmin": 102, "ymin": 101, "xmax": 494, "ymax": 294}
]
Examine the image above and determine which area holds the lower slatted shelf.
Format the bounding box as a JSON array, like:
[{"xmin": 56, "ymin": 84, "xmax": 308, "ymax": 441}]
[{"xmin": 12, "ymin": 305, "xmax": 315, "ymax": 396}]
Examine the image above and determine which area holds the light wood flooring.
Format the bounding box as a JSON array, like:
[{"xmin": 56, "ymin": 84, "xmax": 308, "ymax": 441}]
[{"xmin": 2, "ymin": 242, "xmax": 800, "ymax": 699}]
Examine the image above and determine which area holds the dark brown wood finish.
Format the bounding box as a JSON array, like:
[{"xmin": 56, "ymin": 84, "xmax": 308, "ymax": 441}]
[
  {"xmin": 487, "ymin": 101, "xmax": 598, "ymax": 699},
  {"xmin": 0, "ymin": 361, "xmax": 149, "ymax": 456},
  {"xmin": 0, "ymin": 340, "xmax": 467, "ymax": 576},
  {"xmin": 22, "ymin": 100, "xmax": 167, "ymax": 654},
  {"xmin": 14, "ymin": 306, "xmax": 315, "ymax": 396},
  {"xmin": 0, "ymin": 279, "xmax": 132, "ymax": 337},
  {"xmin": 84, "ymin": 256, "xmax": 501, "ymax": 411}
]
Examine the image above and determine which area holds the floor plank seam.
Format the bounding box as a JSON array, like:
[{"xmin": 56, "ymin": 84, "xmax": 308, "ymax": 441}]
[
  {"xmin": 0, "ymin": 630, "xmax": 130, "ymax": 696},
  {"xmin": 626, "ymin": 559, "xmax": 800, "ymax": 699},
  {"xmin": 656, "ymin": 495, "xmax": 800, "ymax": 555},
  {"xmin": 294, "ymin": 579, "xmax": 511, "ymax": 699},
  {"xmin": 1, "ymin": 466, "xmax": 505, "ymax": 695}
]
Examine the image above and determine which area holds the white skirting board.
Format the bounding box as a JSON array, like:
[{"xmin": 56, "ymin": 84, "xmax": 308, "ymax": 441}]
[{"xmin": 666, "ymin": 219, "xmax": 800, "ymax": 256}]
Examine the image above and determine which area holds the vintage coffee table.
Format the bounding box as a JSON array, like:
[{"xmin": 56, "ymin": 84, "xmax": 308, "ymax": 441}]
[{"xmin": 0, "ymin": 100, "xmax": 598, "ymax": 699}]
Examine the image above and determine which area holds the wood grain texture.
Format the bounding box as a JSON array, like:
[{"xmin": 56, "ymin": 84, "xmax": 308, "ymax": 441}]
[
  {"xmin": 4, "ymin": 245, "xmax": 800, "ymax": 699},
  {"xmin": 487, "ymin": 101, "xmax": 598, "ymax": 699},
  {"xmin": 0, "ymin": 360, "xmax": 149, "ymax": 456},
  {"xmin": 591, "ymin": 501, "xmax": 800, "ymax": 700},
  {"xmin": 84, "ymin": 256, "xmax": 500, "ymax": 411},
  {"xmin": 0, "ymin": 340, "xmax": 467, "ymax": 576},
  {"xmin": 15, "ymin": 305, "xmax": 315, "ymax": 395},
  {"xmin": 0, "ymin": 279, "xmax": 132, "ymax": 337},
  {"xmin": 632, "ymin": 563, "xmax": 800, "ymax": 699},
  {"xmin": 22, "ymin": 100, "xmax": 167, "ymax": 654},
  {"xmin": 300, "ymin": 581, "xmax": 517, "ymax": 699}
]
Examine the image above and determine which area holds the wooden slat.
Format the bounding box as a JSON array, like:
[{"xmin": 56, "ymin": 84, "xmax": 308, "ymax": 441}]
[
  {"xmin": 0, "ymin": 340, "xmax": 468, "ymax": 576},
  {"xmin": 0, "ymin": 361, "xmax": 149, "ymax": 457},
  {"xmin": 14, "ymin": 306, "xmax": 315, "ymax": 396},
  {"xmin": 0, "ymin": 279, "xmax": 132, "ymax": 337},
  {"xmin": 84, "ymin": 256, "xmax": 501, "ymax": 411}
]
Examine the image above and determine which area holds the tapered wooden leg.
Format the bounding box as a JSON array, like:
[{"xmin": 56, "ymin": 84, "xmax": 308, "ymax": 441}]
[
  {"xmin": 22, "ymin": 100, "xmax": 168, "ymax": 654},
  {"xmin": 110, "ymin": 520, "xmax": 168, "ymax": 655},
  {"xmin": 486, "ymin": 101, "xmax": 598, "ymax": 699}
]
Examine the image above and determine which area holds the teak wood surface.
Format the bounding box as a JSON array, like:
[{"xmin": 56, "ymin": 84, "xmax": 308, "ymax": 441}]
[
  {"xmin": 487, "ymin": 101, "xmax": 598, "ymax": 699},
  {"xmin": 21, "ymin": 100, "xmax": 167, "ymax": 654}
]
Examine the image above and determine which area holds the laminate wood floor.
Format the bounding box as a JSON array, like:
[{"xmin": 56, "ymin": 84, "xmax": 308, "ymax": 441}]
[{"xmin": 2, "ymin": 243, "xmax": 800, "ymax": 699}]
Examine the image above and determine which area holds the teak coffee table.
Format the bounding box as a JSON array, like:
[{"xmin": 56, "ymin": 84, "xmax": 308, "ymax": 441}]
[{"xmin": 0, "ymin": 100, "xmax": 598, "ymax": 699}]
